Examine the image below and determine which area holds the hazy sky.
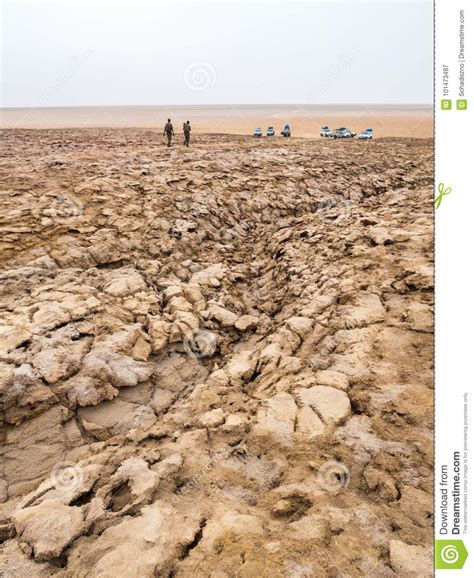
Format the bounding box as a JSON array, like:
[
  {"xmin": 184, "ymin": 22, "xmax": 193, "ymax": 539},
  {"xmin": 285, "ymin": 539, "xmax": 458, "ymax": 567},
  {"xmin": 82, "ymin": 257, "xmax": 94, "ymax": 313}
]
[{"xmin": 1, "ymin": 0, "xmax": 433, "ymax": 107}]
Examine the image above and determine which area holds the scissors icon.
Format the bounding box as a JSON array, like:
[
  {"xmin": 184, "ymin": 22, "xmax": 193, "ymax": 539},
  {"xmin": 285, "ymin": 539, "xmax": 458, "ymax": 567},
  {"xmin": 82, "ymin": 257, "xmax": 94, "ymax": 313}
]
[{"xmin": 435, "ymin": 183, "xmax": 452, "ymax": 208}]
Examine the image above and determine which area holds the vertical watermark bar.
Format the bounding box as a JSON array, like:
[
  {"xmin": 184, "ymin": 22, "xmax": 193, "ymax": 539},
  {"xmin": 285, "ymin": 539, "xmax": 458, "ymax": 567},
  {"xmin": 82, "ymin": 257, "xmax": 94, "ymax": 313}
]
[{"xmin": 435, "ymin": 0, "xmax": 472, "ymax": 574}]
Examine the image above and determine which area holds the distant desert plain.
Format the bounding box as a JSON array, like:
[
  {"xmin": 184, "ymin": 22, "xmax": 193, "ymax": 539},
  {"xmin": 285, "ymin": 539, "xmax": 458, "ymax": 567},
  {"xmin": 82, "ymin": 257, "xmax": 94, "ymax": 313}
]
[{"xmin": 0, "ymin": 104, "xmax": 433, "ymax": 138}]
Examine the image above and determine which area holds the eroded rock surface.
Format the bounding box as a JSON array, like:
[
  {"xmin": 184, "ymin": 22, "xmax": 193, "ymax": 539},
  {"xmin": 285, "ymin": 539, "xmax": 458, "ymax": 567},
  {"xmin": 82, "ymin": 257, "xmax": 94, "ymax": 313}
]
[{"xmin": 0, "ymin": 131, "xmax": 433, "ymax": 576}]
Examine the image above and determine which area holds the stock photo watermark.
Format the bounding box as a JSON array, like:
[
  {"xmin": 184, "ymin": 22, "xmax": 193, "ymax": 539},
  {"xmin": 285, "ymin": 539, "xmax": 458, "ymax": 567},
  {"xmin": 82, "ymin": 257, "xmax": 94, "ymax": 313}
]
[
  {"xmin": 182, "ymin": 328, "xmax": 218, "ymax": 360},
  {"xmin": 50, "ymin": 461, "xmax": 84, "ymax": 493},
  {"xmin": 183, "ymin": 61, "xmax": 217, "ymax": 92},
  {"xmin": 308, "ymin": 46, "xmax": 360, "ymax": 104},
  {"xmin": 44, "ymin": 192, "xmax": 84, "ymax": 221},
  {"xmin": 315, "ymin": 196, "xmax": 353, "ymax": 224},
  {"xmin": 316, "ymin": 460, "xmax": 350, "ymax": 492}
]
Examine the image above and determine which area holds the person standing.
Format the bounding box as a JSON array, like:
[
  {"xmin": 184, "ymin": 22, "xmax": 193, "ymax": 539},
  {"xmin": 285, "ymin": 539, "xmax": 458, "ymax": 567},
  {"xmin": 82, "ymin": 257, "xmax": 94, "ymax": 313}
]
[
  {"xmin": 163, "ymin": 119, "xmax": 174, "ymax": 147},
  {"xmin": 183, "ymin": 120, "xmax": 191, "ymax": 147}
]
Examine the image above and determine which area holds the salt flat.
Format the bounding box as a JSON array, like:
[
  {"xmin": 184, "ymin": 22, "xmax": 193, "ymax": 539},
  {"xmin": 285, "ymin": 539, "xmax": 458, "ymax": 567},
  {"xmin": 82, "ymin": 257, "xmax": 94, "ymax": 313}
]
[{"xmin": 0, "ymin": 130, "xmax": 433, "ymax": 576}]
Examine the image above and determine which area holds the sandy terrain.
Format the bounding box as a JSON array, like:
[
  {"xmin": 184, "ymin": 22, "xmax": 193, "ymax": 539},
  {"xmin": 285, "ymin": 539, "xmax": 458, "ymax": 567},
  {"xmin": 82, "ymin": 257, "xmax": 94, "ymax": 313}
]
[
  {"xmin": 0, "ymin": 105, "xmax": 433, "ymax": 138},
  {"xmin": 0, "ymin": 130, "xmax": 433, "ymax": 576}
]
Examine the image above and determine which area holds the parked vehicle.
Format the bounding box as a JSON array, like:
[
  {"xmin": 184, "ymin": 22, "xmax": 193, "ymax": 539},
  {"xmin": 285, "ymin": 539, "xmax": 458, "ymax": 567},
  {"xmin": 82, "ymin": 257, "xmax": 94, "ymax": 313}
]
[
  {"xmin": 254, "ymin": 127, "xmax": 262, "ymax": 138},
  {"xmin": 320, "ymin": 126, "xmax": 333, "ymax": 137},
  {"xmin": 359, "ymin": 128, "xmax": 373, "ymax": 140},
  {"xmin": 333, "ymin": 127, "xmax": 356, "ymax": 139},
  {"xmin": 281, "ymin": 124, "xmax": 291, "ymax": 137},
  {"xmin": 267, "ymin": 126, "xmax": 275, "ymax": 137}
]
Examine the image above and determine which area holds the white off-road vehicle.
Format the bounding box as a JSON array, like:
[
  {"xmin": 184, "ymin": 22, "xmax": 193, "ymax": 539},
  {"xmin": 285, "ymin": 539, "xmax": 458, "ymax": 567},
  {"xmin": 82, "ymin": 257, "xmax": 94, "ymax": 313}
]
[
  {"xmin": 359, "ymin": 128, "xmax": 373, "ymax": 140},
  {"xmin": 320, "ymin": 126, "xmax": 333, "ymax": 137}
]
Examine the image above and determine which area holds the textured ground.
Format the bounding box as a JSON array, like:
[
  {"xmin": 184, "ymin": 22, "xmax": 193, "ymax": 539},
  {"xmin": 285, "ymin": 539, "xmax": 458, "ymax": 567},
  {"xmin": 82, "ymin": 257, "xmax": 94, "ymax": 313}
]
[{"xmin": 0, "ymin": 130, "xmax": 433, "ymax": 577}]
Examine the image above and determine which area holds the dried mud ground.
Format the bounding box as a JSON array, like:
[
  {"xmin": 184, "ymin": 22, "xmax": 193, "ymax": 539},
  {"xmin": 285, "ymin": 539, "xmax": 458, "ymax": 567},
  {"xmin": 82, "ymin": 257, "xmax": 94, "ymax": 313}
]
[{"xmin": 0, "ymin": 130, "xmax": 433, "ymax": 577}]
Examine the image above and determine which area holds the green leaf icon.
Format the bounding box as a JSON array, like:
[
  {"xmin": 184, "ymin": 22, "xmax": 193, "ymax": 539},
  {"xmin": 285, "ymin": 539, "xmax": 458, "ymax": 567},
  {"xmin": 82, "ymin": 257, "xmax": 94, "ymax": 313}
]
[
  {"xmin": 435, "ymin": 540, "xmax": 468, "ymax": 569},
  {"xmin": 435, "ymin": 183, "xmax": 452, "ymax": 209}
]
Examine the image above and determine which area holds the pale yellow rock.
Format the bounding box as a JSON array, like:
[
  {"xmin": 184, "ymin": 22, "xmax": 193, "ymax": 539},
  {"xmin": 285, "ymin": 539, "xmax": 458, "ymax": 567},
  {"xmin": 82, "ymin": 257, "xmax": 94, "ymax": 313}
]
[
  {"xmin": 338, "ymin": 293, "xmax": 385, "ymax": 328},
  {"xmin": 191, "ymin": 263, "xmax": 226, "ymax": 285},
  {"xmin": 102, "ymin": 269, "xmax": 147, "ymax": 297},
  {"xmin": 389, "ymin": 540, "xmax": 432, "ymax": 577},
  {"xmin": 288, "ymin": 514, "xmax": 329, "ymax": 541},
  {"xmin": 163, "ymin": 285, "xmax": 183, "ymax": 302},
  {"xmin": 271, "ymin": 327, "xmax": 301, "ymax": 353},
  {"xmin": 300, "ymin": 294, "xmax": 334, "ymax": 317},
  {"xmin": 199, "ymin": 408, "xmax": 225, "ymax": 427},
  {"xmin": 33, "ymin": 345, "xmax": 83, "ymax": 384},
  {"xmin": 367, "ymin": 226, "xmax": 393, "ymax": 246},
  {"xmin": 201, "ymin": 510, "xmax": 265, "ymax": 552},
  {"xmin": 235, "ymin": 314, "xmax": 259, "ymax": 331},
  {"xmin": 81, "ymin": 348, "xmax": 154, "ymax": 388},
  {"xmin": 296, "ymin": 386, "xmax": 351, "ymax": 426},
  {"xmin": 65, "ymin": 375, "xmax": 119, "ymax": 408},
  {"xmin": 14, "ymin": 499, "xmax": 86, "ymax": 561},
  {"xmin": 188, "ymin": 383, "xmax": 221, "ymax": 413},
  {"xmin": 255, "ymin": 392, "xmax": 297, "ymax": 446},
  {"xmin": 221, "ymin": 413, "xmax": 247, "ymax": 433},
  {"xmin": 226, "ymin": 350, "xmax": 256, "ymax": 383},
  {"xmin": 0, "ymin": 540, "xmax": 52, "ymax": 576},
  {"xmin": 169, "ymin": 311, "xmax": 200, "ymax": 342},
  {"xmin": 296, "ymin": 406, "xmax": 325, "ymax": 440},
  {"xmin": 285, "ymin": 316, "xmax": 313, "ymax": 339},
  {"xmin": 65, "ymin": 502, "xmax": 203, "ymax": 576},
  {"xmin": 131, "ymin": 336, "xmax": 151, "ymax": 361},
  {"xmin": 314, "ymin": 369, "xmax": 350, "ymax": 391},
  {"xmin": 168, "ymin": 295, "xmax": 194, "ymax": 313},
  {"xmin": 207, "ymin": 305, "xmax": 238, "ymax": 328},
  {"xmin": 149, "ymin": 388, "xmax": 174, "ymax": 414},
  {"xmin": 183, "ymin": 284, "xmax": 204, "ymax": 304},
  {"xmin": 404, "ymin": 264, "xmax": 433, "ymax": 290},
  {"xmin": 279, "ymin": 356, "xmax": 303, "ymax": 374},
  {"xmin": 0, "ymin": 326, "xmax": 31, "ymax": 356},
  {"xmin": 209, "ymin": 368, "xmax": 230, "ymax": 386},
  {"xmin": 147, "ymin": 316, "xmax": 170, "ymax": 354},
  {"xmin": 77, "ymin": 399, "xmax": 157, "ymax": 435},
  {"xmin": 258, "ymin": 343, "xmax": 282, "ymax": 372}
]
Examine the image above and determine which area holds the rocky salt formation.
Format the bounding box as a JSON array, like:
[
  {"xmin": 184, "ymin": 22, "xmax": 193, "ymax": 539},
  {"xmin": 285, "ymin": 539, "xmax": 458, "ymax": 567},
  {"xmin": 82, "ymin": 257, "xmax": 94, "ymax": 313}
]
[{"xmin": 0, "ymin": 130, "xmax": 433, "ymax": 576}]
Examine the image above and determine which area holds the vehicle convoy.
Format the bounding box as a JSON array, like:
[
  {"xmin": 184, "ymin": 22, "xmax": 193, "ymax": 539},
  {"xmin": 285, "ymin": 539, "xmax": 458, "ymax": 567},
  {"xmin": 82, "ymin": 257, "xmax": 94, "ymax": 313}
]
[
  {"xmin": 320, "ymin": 126, "xmax": 333, "ymax": 137},
  {"xmin": 359, "ymin": 128, "xmax": 373, "ymax": 140},
  {"xmin": 251, "ymin": 123, "xmax": 365, "ymax": 139},
  {"xmin": 333, "ymin": 127, "xmax": 356, "ymax": 139}
]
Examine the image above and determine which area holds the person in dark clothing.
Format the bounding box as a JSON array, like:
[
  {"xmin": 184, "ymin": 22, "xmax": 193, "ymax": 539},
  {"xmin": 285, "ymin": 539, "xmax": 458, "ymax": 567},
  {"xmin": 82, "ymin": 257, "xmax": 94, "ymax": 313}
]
[
  {"xmin": 183, "ymin": 120, "xmax": 191, "ymax": 147},
  {"xmin": 163, "ymin": 119, "xmax": 174, "ymax": 147}
]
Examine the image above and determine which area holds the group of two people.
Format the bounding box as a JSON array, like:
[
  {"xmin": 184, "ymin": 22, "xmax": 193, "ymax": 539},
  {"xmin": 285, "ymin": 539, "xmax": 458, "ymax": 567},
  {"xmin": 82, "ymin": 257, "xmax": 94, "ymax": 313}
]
[{"xmin": 163, "ymin": 119, "xmax": 191, "ymax": 147}]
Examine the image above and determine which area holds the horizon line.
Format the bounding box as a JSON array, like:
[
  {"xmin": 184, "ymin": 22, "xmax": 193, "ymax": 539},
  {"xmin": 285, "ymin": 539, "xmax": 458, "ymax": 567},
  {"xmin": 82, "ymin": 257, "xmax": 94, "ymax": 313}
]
[{"xmin": 1, "ymin": 103, "xmax": 433, "ymax": 110}]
